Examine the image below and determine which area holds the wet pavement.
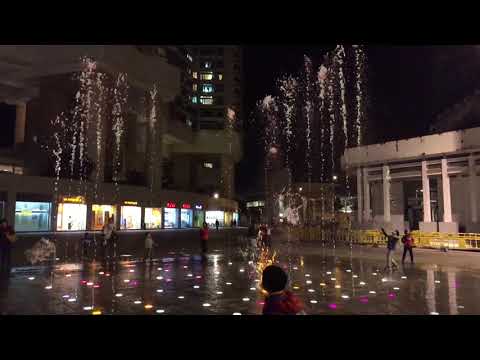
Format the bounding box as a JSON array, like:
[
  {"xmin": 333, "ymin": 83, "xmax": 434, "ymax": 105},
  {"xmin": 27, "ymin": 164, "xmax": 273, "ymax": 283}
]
[{"xmin": 1, "ymin": 237, "xmax": 480, "ymax": 315}]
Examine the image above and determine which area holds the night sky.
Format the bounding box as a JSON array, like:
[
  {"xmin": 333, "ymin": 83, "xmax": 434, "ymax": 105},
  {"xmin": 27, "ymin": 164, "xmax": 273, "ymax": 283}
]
[{"xmin": 237, "ymin": 45, "xmax": 480, "ymax": 197}]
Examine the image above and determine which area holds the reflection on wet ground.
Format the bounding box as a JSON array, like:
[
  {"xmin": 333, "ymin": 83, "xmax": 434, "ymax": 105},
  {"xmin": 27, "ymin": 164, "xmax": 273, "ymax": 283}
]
[{"xmin": 1, "ymin": 240, "xmax": 480, "ymax": 315}]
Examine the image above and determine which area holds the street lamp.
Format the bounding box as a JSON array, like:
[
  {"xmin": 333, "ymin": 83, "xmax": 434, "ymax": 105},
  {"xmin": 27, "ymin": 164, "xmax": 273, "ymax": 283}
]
[
  {"xmin": 299, "ymin": 187, "xmax": 303, "ymax": 192},
  {"xmin": 213, "ymin": 193, "xmax": 219, "ymax": 199},
  {"xmin": 332, "ymin": 175, "xmax": 338, "ymax": 181}
]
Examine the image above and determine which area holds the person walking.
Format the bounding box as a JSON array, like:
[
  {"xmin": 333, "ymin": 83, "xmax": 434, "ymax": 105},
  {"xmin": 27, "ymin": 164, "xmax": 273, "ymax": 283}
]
[
  {"xmin": 381, "ymin": 228, "xmax": 400, "ymax": 270},
  {"xmin": 144, "ymin": 232, "xmax": 154, "ymax": 262},
  {"xmin": 215, "ymin": 219, "xmax": 220, "ymax": 231},
  {"xmin": 200, "ymin": 222, "xmax": 209, "ymax": 259},
  {"xmin": 401, "ymin": 230, "xmax": 415, "ymax": 264},
  {"xmin": 102, "ymin": 216, "xmax": 116, "ymax": 261},
  {"xmin": 0, "ymin": 219, "xmax": 16, "ymax": 275}
]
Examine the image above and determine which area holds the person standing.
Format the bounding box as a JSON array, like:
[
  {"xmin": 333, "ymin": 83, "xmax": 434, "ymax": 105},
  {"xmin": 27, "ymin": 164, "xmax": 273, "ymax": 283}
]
[
  {"xmin": 0, "ymin": 219, "xmax": 15, "ymax": 275},
  {"xmin": 215, "ymin": 219, "xmax": 219, "ymax": 231},
  {"xmin": 144, "ymin": 232, "xmax": 154, "ymax": 262},
  {"xmin": 382, "ymin": 228, "xmax": 400, "ymax": 270},
  {"xmin": 200, "ymin": 222, "xmax": 209, "ymax": 258},
  {"xmin": 102, "ymin": 216, "xmax": 116, "ymax": 261},
  {"xmin": 401, "ymin": 230, "xmax": 415, "ymax": 264}
]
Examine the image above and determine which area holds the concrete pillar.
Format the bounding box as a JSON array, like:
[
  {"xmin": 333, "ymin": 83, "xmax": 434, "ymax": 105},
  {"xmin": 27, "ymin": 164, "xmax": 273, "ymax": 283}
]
[
  {"xmin": 382, "ymin": 164, "xmax": 391, "ymax": 223},
  {"xmin": 421, "ymin": 160, "xmax": 431, "ymax": 222},
  {"xmin": 356, "ymin": 167, "xmax": 363, "ymax": 223},
  {"xmin": 468, "ymin": 155, "xmax": 477, "ymax": 223},
  {"xmin": 5, "ymin": 190, "xmax": 16, "ymax": 228},
  {"xmin": 15, "ymin": 102, "xmax": 27, "ymax": 147},
  {"xmin": 362, "ymin": 167, "xmax": 370, "ymax": 221},
  {"xmin": 441, "ymin": 158, "xmax": 452, "ymax": 222}
]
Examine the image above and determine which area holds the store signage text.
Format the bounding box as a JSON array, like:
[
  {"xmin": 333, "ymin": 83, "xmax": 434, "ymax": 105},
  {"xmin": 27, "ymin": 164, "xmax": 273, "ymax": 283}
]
[
  {"xmin": 166, "ymin": 202, "xmax": 176, "ymax": 208},
  {"xmin": 62, "ymin": 196, "xmax": 85, "ymax": 204},
  {"xmin": 182, "ymin": 203, "xmax": 191, "ymax": 209},
  {"xmin": 124, "ymin": 201, "xmax": 138, "ymax": 206}
]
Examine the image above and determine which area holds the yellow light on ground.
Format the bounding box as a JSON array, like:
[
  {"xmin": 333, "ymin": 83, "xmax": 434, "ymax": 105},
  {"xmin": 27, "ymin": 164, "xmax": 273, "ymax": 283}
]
[
  {"xmin": 335, "ymin": 285, "xmax": 341, "ymax": 289},
  {"xmin": 92, "ymin": 310, "xmax": 102, "ymax": 315},
  {"xmin": 293, "ymin": 286, "xmax": 300, "ymax": 290},
  {"xmin": 144, "ymin": 305, "xmax": 153, "ymax": 309},
  {"xmin": 320, "ymin": 283, "xmax": 326, "ymax": 287}
]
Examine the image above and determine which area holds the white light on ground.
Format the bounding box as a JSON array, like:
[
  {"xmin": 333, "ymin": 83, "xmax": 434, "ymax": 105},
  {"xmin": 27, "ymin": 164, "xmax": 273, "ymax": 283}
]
[
  {"xmin": 28, "ymin": 277, "xmax": 35, "ymax": 280},
  {"xmin": 188, "ymin": 274, "xmax": 193, "ymax": 277},
  {"xmin": 458, "ymin": 306, "xmax": 465, "ymax": 309},
  {"xmin": 326, "ymin": 271, "xmax": 332, "ymax": 275},
  {"xmin": 83, "ymin": 306, "xmax": 93, "ymax": 311},
  {"xmin": 359, "ymin": 282, "xmax": 366, "ymax": 286},
  {"xmin": 372, "ymin": 273, "xmax": 377, "ymax": 276},
  {"xmin": 45, "ymin": 286, "xmax": 52, "ymax": 290},
  {"xmin": 341, "ymin": 295, "xmax": 349, "ymax": 299},
  {"xmin": 310, "ymin": 300, "xmax": 318, "ymax": 304},
  {"xmin": 145, "ymin": 305, "xmax": 153, "ymax": 309},
  {"xmin": 134, "ymin": 301, "xmax": 142, "ymax": 304},
  {"xmin": 213, "ymin": 193, "xmax": 219, "ymax": 199},
  {"xmin": 320, "ymin": 283, "xmax": 326, "ymax": 287},
  {"xmin": 305, "ymin": 274, "xmax": 311, "ymax": 277},
  {"xmin": 250, "ymin": 287, "xmax": 256, "ymax": 291},
  {"xmin": 331, "ymin": 277, "xmax": 336, "ymax": 281},
  {"xmin": 216, "ymin": 291, "xmax": 223, "ymax": 295},
  {"xmin": 393, "ymin": 287, "xmax": 400, "ymax": 290},
  {"xmin": 435, "ymin": 280, "xmax": 440, "ymax": 284},
  {"xmin": 87, "ymin": 282, "xmax": 93, "ymax": 286},
  {"xmin": 183, "ymin": 266, "xmax": 188, "ymax": 269},
  {"xmin": 99, "ymin": 272, "xmax": 104, "ymax": 275},
  {"xmin": 308, "ymin": 289, "xmax": 315, "ymax": 293},
  {"xmin": 233, "ymin": 312, "xmax": 242, "ymax": 315},
  {"xmin": 335, "ymin": 285, "xmax": 341, "ymax": 289},
  {"xmin": 129, "ymin": 269, "xmax": 134, "ymax": 273},
  {"xmin": 214, "ymin": 271, "xmax": 220, "ymax": 275},
  {"xmin": 68, "ymin": 298, "xmax": 76, "ymax": 302},
  {"xmin": 193, "ymin": 285, "xmax": 200, "ymax": 289},
  {"xmin": 66, "ymin": 274, "xmax": 72, "ymax": 277},
  {"xmin": 255, "ymin": 279, "xmax": 260, "ymax": 282},
  {"xmin": 430, "ymin": 312, "xmax": 439, "ymax": 315},
  {"xmin": 353, "ymin": 275, "xmax": 358, "ymax": 278},
  {"xmin": 381, "ymin": 278, "xmax": 388, "ymax": 282},
  {"xmin": 178, "ymin": 296, "xmax": 185, "ymax": 299},
  {"xmin": 242, "ymin": 298, "xmax": 250, "ymax": 302},
  {"xmin": 346, "ymin": 269, "xmax": 352, "ymax": 273},
  {"xmin": 157, "ymin": 268, "xmax": 163, "ymax": 271},
  {"xmin": 156, "ymin": 309, "xmax": 165, "ymax": 314},
  {"xmin": 226, "ymin": 282, "xmax": 232, "ymax": 285},
  {"xmin": 306, "ymin": 280, "xmax": 312, "ymax": 284},
  {"xmin": 203, "ymin": 303, "xmax": 211, "ymax": 307},
  {"xmin": 156, "ymin": 276, "xmax": 163, "ymax": 280},
  {"xmin": 228, "ymin": 262, "xmax": 232, "ymax": 266},
  {"xmin": 115, "ymin": 293, "xmax": 123, "ymax": 297},
  {"xmin": 62, "ymin": 295, "xmax": 70, "ymax": 298},
  {"xmin": 124, "ymin": 280, "xmax": 130, "ymax": 283},
  {"xmin": 239, "ymin": 269, "xmax": 245, "ymax": 273},
  {"xmin": 369, "ymin": 291, "xmax": 376, "ymax": 294},
  {"xmin": 401, "ymin": 276, "xmax": 407, "ymax": 279},
  {"xmin": 293, "ymin": 266, "xmax": 298, "ymax": 270}
]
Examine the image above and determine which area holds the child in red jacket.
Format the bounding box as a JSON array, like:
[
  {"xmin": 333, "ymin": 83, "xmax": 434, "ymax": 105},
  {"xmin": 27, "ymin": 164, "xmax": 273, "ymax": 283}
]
[{"xmin": 261, "ymin": 265, "xmax": 305, "ymax": 315}]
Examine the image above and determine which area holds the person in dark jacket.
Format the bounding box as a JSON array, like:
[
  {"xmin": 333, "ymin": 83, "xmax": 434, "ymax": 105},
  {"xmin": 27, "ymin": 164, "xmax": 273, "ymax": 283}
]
[
  {"xmin": 200, "ymin": 222, "xmax": 209, "ymax": 259},
  {"xmin": 401, "ymin": 230, "xmax": 415, "ymax": 264},
  {"xmin": 215, "ymin": 219, "xmax": 219, "ymax": 231},
  {"xmin": 0, "ymin": 218, "xmax": 15, "ymax": 274},
  {"xmin": 381, "ymin": 228, "xmax": 400, "ymax": 270},
  {"xmin": 261, "ymin": 265, "xmax": 305, "ymax": 315}
]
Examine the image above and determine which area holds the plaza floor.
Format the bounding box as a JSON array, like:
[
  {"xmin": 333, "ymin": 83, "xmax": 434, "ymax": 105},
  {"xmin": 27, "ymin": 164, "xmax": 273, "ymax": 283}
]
[{"xmin": 1, "ymin": 235, "xmax": 480, "ymax": 315}]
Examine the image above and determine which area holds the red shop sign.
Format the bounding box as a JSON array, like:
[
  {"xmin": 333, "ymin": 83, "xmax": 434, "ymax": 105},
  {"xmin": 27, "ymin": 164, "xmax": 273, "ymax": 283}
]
[
  {"xmin": 166, "ymin": 202, "xmax": 176, "ymax": 208},
  {"xmin": 182, "ymin": 203, "xmax": 191, "ymax": 209}
]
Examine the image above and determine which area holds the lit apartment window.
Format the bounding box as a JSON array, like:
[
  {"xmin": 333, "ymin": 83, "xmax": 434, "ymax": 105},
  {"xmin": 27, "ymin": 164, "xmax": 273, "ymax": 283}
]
[
  {"xmin": 200, "ymin": 96, "xmax": 213, "ymax": 105},
  {"xmin": 193, "ymin": 84, "xmax": 198, "ymax": 92},
  {"xmin": 203, "ymin": 61, "xmax": 212, "ymax": 69},
  {"xmin": 218, "ymin": 73, "xmax": 223, "ymax": 81},
  {"xmin": 203, "ymin": 162, "xmax": 213, "ymax": 169},
  {"xmin": 192, "ymin": 96, "xmax": 198, "ymax": 104},
  {"xmin": 193, "ymin": 71, "xmax": 198, "ymax": 79},
  {"xmin": 202, "ymin": 84, "xmax": 214, "ymax": 93},
  {"xmin": 200, "ymin": 72, "xmax": 213, "ymax": 81}
]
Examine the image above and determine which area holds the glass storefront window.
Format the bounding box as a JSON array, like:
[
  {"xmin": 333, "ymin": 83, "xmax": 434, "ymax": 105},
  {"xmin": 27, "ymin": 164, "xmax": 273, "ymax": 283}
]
[
  {"xmin": 92, "ymin": 205, "xmax": 116, "ymax": 230},
  {"xmin": 180, "ymin": 209, "xmax": 193, "ymax": 228},
  {"xmin": 57, "ymin": 203, "xmax": 87, "ymax": 231},
  {"xmin": 15, "ymin": 201, "xmax": 51, "ymax": 232},
  {"xmin": 120, "ymin": 206, "xmax": 141, "ymax": 230},
  {"xmin": 233, "ymin": 212, "xmax": 239, "ymax": 224},
  {"xmin": 224, "ymin": 212, "xmax": 233, "ymax": 227},
  {"xmin": 163, "ymin": 208, "xmax": 179, "ymax": 229},
  {"xmin": 206, "ymin": 211, "xmax": 224, "ymax": 227},
  {"xmin": 193, "ymin": 210, "xmax": 205, "ymax": 227},
  {"xmin": 145, "ymin": 208, "xmax": 162, "ymax": 229}
]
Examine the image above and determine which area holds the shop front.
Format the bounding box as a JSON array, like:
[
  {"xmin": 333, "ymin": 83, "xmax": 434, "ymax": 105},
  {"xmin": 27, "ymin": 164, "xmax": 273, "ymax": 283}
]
[
  {"xmin": 120, "ymin": 201, "xmax": 142, "ymax": 230},
  {"xmin": 206, "ymin": 210, "xmax": 224, "ymax": 227},
  {"xmin": 145, "ymin": 207, "xmax": 162, "ymax": 229},
  {"xmin": 57, "ymin": 196, "xmax": 87, "ymax": 231},
  {"xmin": 163, "ymin": 202, "xmax": 179, "ymax": 229},
  {"xmin": 180, "ymin": 203, "xmax": 193, "ymax": 228},
  {"xmin": 193, "ymin": 205, "xmax": 205, "ymax": 227},
  {"xmin": 91, "ymin": 204, "xmax": 117, "ymax": 230},
  {"xmin": 233, "ymin": 212, "xmax": 239, "ymax": 225},
  {"xmin": 15, "ymin": 200, "xmax": 52, "ymax": 232},
  {"xmin": 224, "ymin": 211, "xmax": 233, "ymax": 227}
]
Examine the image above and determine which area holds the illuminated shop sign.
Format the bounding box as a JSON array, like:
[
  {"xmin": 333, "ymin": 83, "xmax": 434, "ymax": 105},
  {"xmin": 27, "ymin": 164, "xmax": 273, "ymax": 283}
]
[
  {"xmin": 62, "ymin": 196, "xmax": 85, "ymax": 204},
  {"xmin": 182, "ymin": 203, "xmax": 191, "ymax": 209},
  {"xmin": 166, "ymin": 202, "xmax": 176, "ymax": 208},
  {"xmin": 195, "ymin": 205, "xmax": 203, "ymax": 210},
  {"xmin": 124, "ymin": 201, "xmax": 138, "ymax": 206}
]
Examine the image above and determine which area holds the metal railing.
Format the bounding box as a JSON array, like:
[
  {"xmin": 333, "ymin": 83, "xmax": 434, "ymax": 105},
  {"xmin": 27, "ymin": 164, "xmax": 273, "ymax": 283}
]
[{"xmin": 286, "ymin": 227, "xmax": 480, "ymax": 251}]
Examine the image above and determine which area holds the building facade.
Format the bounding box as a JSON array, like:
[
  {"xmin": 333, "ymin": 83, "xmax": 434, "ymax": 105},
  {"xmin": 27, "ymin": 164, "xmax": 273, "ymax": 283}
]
[
  {"xmin": 342, "ymin": 127, "xmax": 480, "ymax": 234},
  {"xmin": 0, "ymin": 45, "xmax": 239, "ymax": 233}
]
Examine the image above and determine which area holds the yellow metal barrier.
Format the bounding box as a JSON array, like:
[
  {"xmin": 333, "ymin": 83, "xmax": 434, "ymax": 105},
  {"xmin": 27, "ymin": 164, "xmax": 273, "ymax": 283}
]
[{"xmin": 285, "ymin": 226, "xmax": 480, "ymax": 251}]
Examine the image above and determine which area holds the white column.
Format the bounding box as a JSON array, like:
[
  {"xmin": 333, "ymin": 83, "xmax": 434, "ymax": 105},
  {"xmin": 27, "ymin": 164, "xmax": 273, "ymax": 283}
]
[
  {"xmin": 15, "ymin": 102, "xmax": 27, "ymax": 146},
  {"xmin": 362, "ymin": 167, "xmax": 370, "ymax": 221},
  {"xmin": 441, "ymin": 158, "xmax": 452, "ymax": 222},
  {"xmin": 426, "ymin": 269, "xmax": 437, "ymax": 314},
  {"xmin": 382, "ymin": 164, "xmax": 391, "ymax": 223},
  {"xmin": 421, "ymin": 160, "xmax": 431, "ymax": 222},
  {"xmin": 468, "ymin": 155, "xmax": 477, "ymax": 223},
  {"xmin": 356, "ymin": 167, "xmax": 363, "ymax": 223},
  {"xmin": 447, "ymin": 271, "xmax": 458, "ymax": 315}
]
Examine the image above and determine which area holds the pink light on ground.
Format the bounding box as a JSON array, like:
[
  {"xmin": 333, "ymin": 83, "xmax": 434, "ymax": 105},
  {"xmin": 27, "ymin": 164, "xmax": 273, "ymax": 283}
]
[
  {"xmin": 360, "ymin": 297, "xmax": 369, "ymax": 304},
  {"xmin": 388, "ymin": 293, "xmax": 396, "ymax": 299},
  {"xmin": 328, "ymin": 303, "xmax": 337, "ymax": 310}
]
